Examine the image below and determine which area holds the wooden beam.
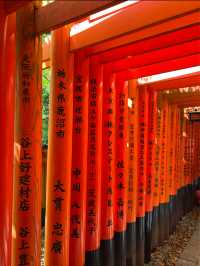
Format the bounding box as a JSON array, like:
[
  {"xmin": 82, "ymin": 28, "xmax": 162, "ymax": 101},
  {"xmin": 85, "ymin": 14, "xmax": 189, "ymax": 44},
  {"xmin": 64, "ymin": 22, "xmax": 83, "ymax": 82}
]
[
  {"xmin": 35, "ymin": 0, "xmax": 123, "ymax": 34},
  {"xmin": 145, "ymin": 73, "xmax": 200, "ymax": 92},
  {"xmin": 70, "ymin": 1, "xmax": 200, "ymax": 50},
  {"xmin": 168, "ymin": 95, "xmax": 200, "ymax": 106}
]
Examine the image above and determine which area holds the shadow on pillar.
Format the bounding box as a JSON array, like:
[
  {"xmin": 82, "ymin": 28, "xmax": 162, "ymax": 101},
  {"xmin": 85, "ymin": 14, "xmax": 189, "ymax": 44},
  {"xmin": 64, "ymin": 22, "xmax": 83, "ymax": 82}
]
[
  {"xmin": 151, "ymin": 206, "xmax": 159, "ymax": 250},
  {"xmin": 136, "ymin": 217, "xmax": 145, "ymax": 266},
  {"xmin": 114, "ymin": 231, "xmax": 126, "ymax": 266},
  {"xmin": 100, "ymin": 238, "xmax": 114, "ymax": 266},
  {"xmin": 144, "ymin": 211, "xmax": 152, "ymax": 263},
  {"xmin": 126, "ymin": 222, "xmax": 136, "ymax": 266},
  {"xmin": 85, "ymin": 249, "xmax": 101, "ymax": 266}
]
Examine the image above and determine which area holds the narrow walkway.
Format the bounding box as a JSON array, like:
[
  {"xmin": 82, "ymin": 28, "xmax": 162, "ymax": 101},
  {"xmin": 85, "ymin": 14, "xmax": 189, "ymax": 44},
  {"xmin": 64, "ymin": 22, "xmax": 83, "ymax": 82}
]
[{"xmin": 176, "ymin": 212, "xmax": 200, "ymax": 266}]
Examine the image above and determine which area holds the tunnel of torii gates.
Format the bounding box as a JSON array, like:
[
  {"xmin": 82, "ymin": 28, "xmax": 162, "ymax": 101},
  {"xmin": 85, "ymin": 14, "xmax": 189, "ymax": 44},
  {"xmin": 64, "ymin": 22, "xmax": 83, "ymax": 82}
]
[{"xmin": 1, "ymin": 1, "xmax": 200, "ymax": 266}]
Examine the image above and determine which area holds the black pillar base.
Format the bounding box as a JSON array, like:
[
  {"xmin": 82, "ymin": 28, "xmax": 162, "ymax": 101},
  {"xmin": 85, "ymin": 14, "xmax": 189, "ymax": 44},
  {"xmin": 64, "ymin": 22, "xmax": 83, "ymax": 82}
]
[
  {"xmin": 126, "ymin": 222, "xmax": 136, "ymax": 266},
  {"xmin": 100, "ymin": 238, "xmax": 114, "ymax": 266},
  {"xmin": 114, "ymin": 231, "xmax": 126, "ymax": 266},
  {"xmin": 169, "ymin": 195, "xmax": 176, "ymax": 234},
  {"xmin": 145, "ymin": 211, "xmax": 153, "ymax": 263},
  {"xmin": 85, "ymin": 249, "xmax": 101, "ymax": 266},
  {"xmin": 136, "ymin": 216, "xmax": 145, "ymax": 266},
  {"xmin": 159, "ymin": 203, "xmax": 169, "ymax": 244},
  {"xmin": 151, "ymin": 206, "xmax": 159, "ymax": 250},
  {"xmin": 165, "ymin": 201, "xmax": 170, "ymax": 240}
]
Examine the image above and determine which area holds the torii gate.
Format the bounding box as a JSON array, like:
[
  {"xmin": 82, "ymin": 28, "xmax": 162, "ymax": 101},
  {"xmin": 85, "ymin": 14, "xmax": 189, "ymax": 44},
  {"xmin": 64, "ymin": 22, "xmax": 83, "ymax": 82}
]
[{"xmin": 0, "ymin": 1, "xmax": 200, "ymax": 266}]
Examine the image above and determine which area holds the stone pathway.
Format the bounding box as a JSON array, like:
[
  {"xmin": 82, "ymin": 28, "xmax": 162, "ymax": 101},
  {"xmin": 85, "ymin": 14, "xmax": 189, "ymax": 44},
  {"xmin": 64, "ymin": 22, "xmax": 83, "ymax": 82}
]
[
  {"xmin": 176, "ymin": 213, "xmax": 200, "ymax": 266},
  {"xmin": 147, "ymin": 207, "xmax": 200, "ymax": 266}
]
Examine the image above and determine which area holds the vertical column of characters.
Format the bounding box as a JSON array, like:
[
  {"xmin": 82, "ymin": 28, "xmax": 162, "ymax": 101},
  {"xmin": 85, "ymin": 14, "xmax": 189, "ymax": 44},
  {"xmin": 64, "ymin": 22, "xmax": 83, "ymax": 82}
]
[
  {"xmin": 193, "ymin": 123, "xmax": 198, "ymax": 181},
  {"xmin": 158, "ymin": 95, "xmax": 167, "ymax": 243},
  {"xmin": 188, "ymin": 119, "xmax": 193, "ymax": 210},
  {"xmin": 180, "ymin": 112, "xmax": 186, "ymax": 215},
  {"xmin": 168, "ymin": 105, "xmax": 174, "ymax": 198},
  {"xmin": 164, "ymin": 100, "xmax": 170, "ymax": 235},
  {"xmin": 85, "ymin": 59, "xmax": 103, "ymax": 266},
  {"xmin": 194, "ymin": 123, "xmax": 198, "ymax": 178},
  {"xmin": 114, "ymin": 74, "xmax": 128, "ymax": 266},
  {"xmin": 151, "ymin": 94, "xmax": 162, "ymax": 250},
  {"xmin": 175, "ymin": 109, "xmax": 182, "ymax": 221},
  {"xmin": 191, "ymin": 122, "xmax": 195, "ymax": 183},
  {"xmin": 180, "ymin": 110, "xmax": 185, "ymax": 214},
  {"xmin": 171, "ymin": 106, "xmax": 178, "ymax": 198},
  {"xmin": 166, "ymin": 101, "xmax": 171, "ymax": 201},
  {"xmin": 168, "ymin": 105, "xmax": 177, "ymax": 233},
  {"xmin": 184, "ymin": 118, "xmax": 190, "ymax": 187},
  {"xmin": 136, "ymin": 86, "xmax": 149, "ymax": 266},
  {"xmin": 13, "ymin": 4, "xmax": 42, "ymax": 266},
  {"xmin": 44, "ymin": 26, "xmax": 73, "ymax": 266},
  {"xmin": 159, "ymin": 96, "xmax": 167, "ymax": 206},
  {"xmin": 192, "ymin": 122, "xmax": 197, "ymax": 199},
  {"xmin": 0, "ymin": 11, "xmax": 15, "ymax": 266},
  {"xmin": 145, "ymin": 90, "xmax": 157, "ymax": 263},
  {"xmin": 182, "ymin": 114, "xmax": 189, "ymax": 214},
  {"xmin": 100, "ymin": 66, "xmax": 116, "ymax": 266},
  {"xmin": 126, "ymin": 80, "xmax": 139, "ymax": 266},
  {"xmin": 69, "ymin": 52, "xmax": 89, "ymax": 266},
  {"xmin": 192, "ymin": 123, "xmax": 196, "ymax": 181},
  {"xmin": 196, "ymin": 124, "xmax": 200, "ymax": 180}
]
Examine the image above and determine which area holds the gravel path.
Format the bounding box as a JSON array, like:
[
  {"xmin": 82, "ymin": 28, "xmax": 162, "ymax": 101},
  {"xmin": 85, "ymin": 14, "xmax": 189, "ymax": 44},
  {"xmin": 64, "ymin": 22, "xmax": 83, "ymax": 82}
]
[{"xmin": 146, "ymin": 207, "xmax": 200, "ymax": 266}]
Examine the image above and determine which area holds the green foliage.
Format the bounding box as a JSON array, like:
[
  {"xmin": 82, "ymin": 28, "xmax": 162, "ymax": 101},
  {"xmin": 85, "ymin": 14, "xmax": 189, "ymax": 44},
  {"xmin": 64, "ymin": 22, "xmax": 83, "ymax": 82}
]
[{"xmin": 42, "ymin": 68, "xmax": 51, "ymax": 146}]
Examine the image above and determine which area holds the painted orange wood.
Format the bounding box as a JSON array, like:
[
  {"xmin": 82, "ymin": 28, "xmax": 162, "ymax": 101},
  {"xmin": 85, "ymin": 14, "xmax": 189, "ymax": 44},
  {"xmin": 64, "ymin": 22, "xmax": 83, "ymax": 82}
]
[
  {"xmin": 45, "ymin": 26, "xmax": 73, "ymax": 266},
  {"xmin": 146, "ymin": 91, "xmax": 157, "ymax": 212},
  {"xmin": 101, "ymin": 67, "xmax": 116, "ymax": 240},
  {"xmin": 137, "ymin": 86, "xmax": 149, "ymax": 218},
  {"xmin": 0, "ymin": 9, "xmax": 16, "ymax": 266},
  {"xmin": 153, "ymin": 96, "xmax": 162, "ymax": 207},
  {"xmin": 127, "ymin": 80, "xmax": 138, "ymax": 224},
  {"xmin": 69, "ymin": 52, "xmax": 89, "ymax": 266},
  {"xmin": 85, "ymin": 59, "xmax": 103, "ymax": 251},
  {"xmin": 13, "ymin": 5, "xmax": 42, "ymax": 266},
  {"xmin": 115, "ymin": 74, "xmax": 128, "ymax": 232},
  {"xmin": 159, "ymin": 96, "xmax": 168, "ymax": 204}
]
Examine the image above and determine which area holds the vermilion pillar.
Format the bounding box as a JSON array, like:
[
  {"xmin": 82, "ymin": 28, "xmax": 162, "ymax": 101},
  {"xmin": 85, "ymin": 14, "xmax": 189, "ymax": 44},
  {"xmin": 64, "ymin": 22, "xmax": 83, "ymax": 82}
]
[
  {"xmin": 0, "ymin": 8, "xmax": 16, "ymax": 266},
  {"xmin": 45, "ymin": 26, "xmax": 73, "ymax": 266},
  {"xmin": 151, "ymin": 96, "xmax": 162, "ymax": 250},
  {"xmin": 69, "ymin": 52, "xmax": 89, "ymax": 266},
  {"xmin": 168, "ymin": 104, "xmax": 177, "ymax": 233},
  {"xmin": 13, "ymin": 4, "xmax": 42, "ymax": 266},
  {"xmin": 85, "ymin": 59, "xmax": 103, "ymax": 266},
  {"xmin": 136, "ymin": 86, "xmax": 149, "ymax": 266},
  {"xmin": 126, "ymin": 80, "xmax": 138, "ymax": 266},
  {"xmin": 100, "ymin": 67, "xmax": 116, "ymax": 266},
  {"xmin": 158, "ymin": 96, "xmax": 169, "ymax": 243},
  {"xmin": 145, "ymin": 90, "xmax": 157, "ymax": 263},
  {"xmin": 114, "ymin": 75, "xmax": 128, "ymax": 266}
]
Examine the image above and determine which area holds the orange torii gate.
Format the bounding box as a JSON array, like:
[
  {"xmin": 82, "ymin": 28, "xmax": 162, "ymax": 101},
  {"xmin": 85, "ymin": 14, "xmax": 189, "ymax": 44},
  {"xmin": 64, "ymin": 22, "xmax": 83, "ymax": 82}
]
[{"xmin": 1, "ymin": 1, "xmax": 200, "ymax": 266}]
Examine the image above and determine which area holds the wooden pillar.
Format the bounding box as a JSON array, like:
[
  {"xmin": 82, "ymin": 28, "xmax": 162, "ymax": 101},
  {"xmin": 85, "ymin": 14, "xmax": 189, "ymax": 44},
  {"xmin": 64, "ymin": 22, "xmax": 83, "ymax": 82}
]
[
  {"xmin": 126, "ymin": 80, "xmax": 138, "ymax": 266},
  {"xmin": 158, "ymin": 96, "xmax": 169, "ymax": 243},
  {"xmin": 145, "ymin": 90, "xmax": 157, "ymax": 263},
  {"xmin": 12, "ymin": 4, "xmax": 42, "ymax": 266},
  {"xmin": 136, "ymin": 86, "xmax": 149, "ymax": 266},
  {"xmin": 114, "ymin": 74, "xmax": 128, "ymax": 266},
  {"xmin": 85, "ymin": 59, "xmax": 103, "ymax": 266},
  {"xmin": 45, "ymin": 26, "xmax": 73, "ymax": 266},
  {"xmin": 100, "ymin": 66, "xmax": 116, "ymax": 266},
  {"xmin": 168, "ymin": 104, "xmax": 177, "ymax": 232},
  {"xmin": 69, "ymin": 52, "xmax": 89, "ymax": 266},
  {"xmin": 0, "ymin": 7, "xmax": 16, "ymax": 266},
  {"xmin": 151, "ymin": 94, "xmax": 162, "ymax": 249}
]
